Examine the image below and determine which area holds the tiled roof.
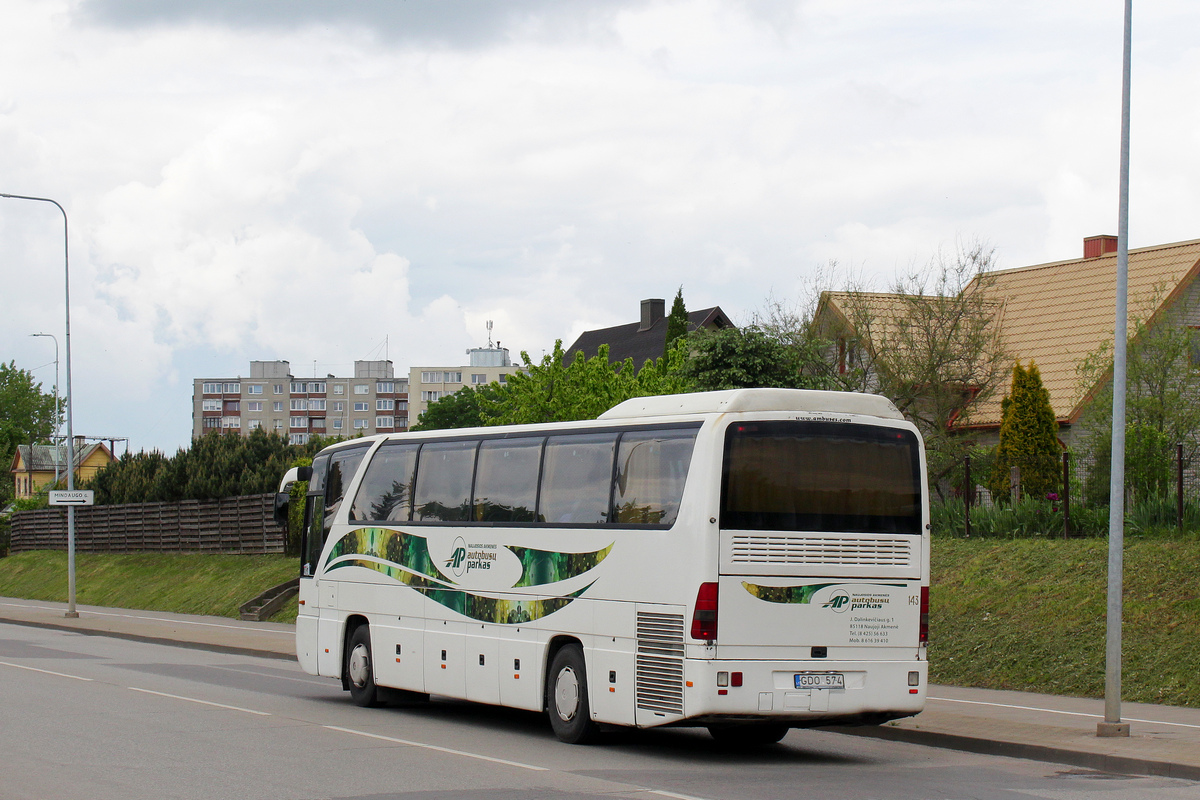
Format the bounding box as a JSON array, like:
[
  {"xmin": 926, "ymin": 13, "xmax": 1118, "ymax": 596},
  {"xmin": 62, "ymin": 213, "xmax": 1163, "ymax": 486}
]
[
  {"xmin": 968, "ymin": 238, "xmax": 1200, "ymax": 426},
  {"xmin": 822, "ymin": 238, "xmax": 1200, "ymax": 429},
  {"xmin": 566, "ymin": 306, "xmax": 734, "ymax": 367}
]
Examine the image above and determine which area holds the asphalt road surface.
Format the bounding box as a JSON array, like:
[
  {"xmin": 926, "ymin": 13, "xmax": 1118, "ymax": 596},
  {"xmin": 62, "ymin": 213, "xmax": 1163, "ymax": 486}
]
[{"xmin": 1, "ymin": 621, "xmax": 1197, "ymax": 800}]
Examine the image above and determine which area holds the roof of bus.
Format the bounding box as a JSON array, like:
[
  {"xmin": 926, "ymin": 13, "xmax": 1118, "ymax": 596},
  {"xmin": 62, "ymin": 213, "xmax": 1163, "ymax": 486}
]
[{"xmin": 598, "ymin": 388, "xmax": 903, "ymax": 421}]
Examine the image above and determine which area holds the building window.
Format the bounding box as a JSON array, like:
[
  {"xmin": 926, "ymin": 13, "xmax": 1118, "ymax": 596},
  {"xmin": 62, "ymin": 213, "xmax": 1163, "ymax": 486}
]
[
  {"xmin": 308, "ymin": 382, "xmax": 326, "ymax": 394},
  {"xmin": 247, "ymin": 419, "xmax": 262, "ymax": 430},
  {"xmin": 421, "ymin": 391, "xmax": 442, "ymax": 402},
  {"xmin": 221, "ymin": 417, "xmax": 241, "ymax": 429},
  {"xmin": 421, "ymin": 371, "xmax": 462, "ymax": 383},
  {"xmin": 273, "ymin": 384, "xmax": 284, "ymax": 394},
  {"xmin": 499, "ymin": 374, "xmax": 508, "ymax": 383},
  {"xmin": 377, "ymin": 381, "xmax": 394, "ymax": 393},
  {"xmin": 333, "ymin": 384, "xmax": 345, "ymax": 395},
  {"xmin": 247, "ymin": 385, "xmax": 262, "ymax": 395},
  {"xmin": 202, "ymin": 382, "xmax": 221, "ymax": 394},
  {"xmin": 290, "ymin": 382, "xmax": 305, "ymax": 394},
  {"xmin": 376, "ymin": 416, "xmax": 394, "ymax": 428},
  {"xmin": 274, "ymin": 420, "xmax": 284, "ymax": 430},
  {"xmin": 290, "ymin": 416, "xmax": 308, "ymax": 428},
  {"xmin": 397, "ymin": 401, "xmax": 408, "ymax": 411},
  {"xmin": 332, "ymin": 401, "xmax": 344, "ymax": 412},
  {"xmin": 202, "ymin": 417, "xmax": 220, "ymax": 429},
  {"xmin": 224, "ymin": 383, "xmax": 241, "ymax": 393},
  {"xmin": 273, "ymin": 402, "xmax": 284, "ymax": 412},
  {"xmin": 289, "ymin": 433, "xmax": 310, "ymax": 445},
  {"xmin": 377, "ymin": 399, "xmax": 394, "ymax": 411},
  {"xmin": 247, "ymin": 401, "xmax": 263, "ymax": 412},
  {"xmin": 353, "ymin": 419, "xmax": 369, "ymax": 430},
  {"xmin": 471, "ymin": 374, "xmax": 487, "ymax": 384},
  {"xmin": 332, "ymin": 419, "xmax": 343, "ymax": 430},
  {"xmin": 308, "ymin": 399, "xmax": 326, "ymax": 411},
  {"xmin": 354, "ymin": 384, "xmax": 370, "ymax": 394},
  {"xmin": 201, "ymin": 399, "xmax": 221, "ymax": 412},
  {"xmin": 311, "ymin": 418, "xmax": 326, "ymax": 430},
  {"xmin": 290, "ymin": 399, "xmax": 305, "ymax": 411},
  {"xmin": 354, "ymin": 401, "xmax": 369, "ymax": 412},
  {"xmin": 224, "ymin": 401, "xmax": 240, "ymax": 413}
]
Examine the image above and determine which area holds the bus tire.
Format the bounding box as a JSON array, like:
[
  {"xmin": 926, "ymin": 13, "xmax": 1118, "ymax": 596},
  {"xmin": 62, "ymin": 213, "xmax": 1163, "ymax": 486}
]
[
  {"xmin": 707, "ymin": 723, "xmax": 789, "ymax": 745},
  {"xmin": 346, "ymin": 625, "xmax": 381, "ymax": 707},
  {"xmin": 546, "ymin": 644, "xmax": 598, "ymax": 744}
]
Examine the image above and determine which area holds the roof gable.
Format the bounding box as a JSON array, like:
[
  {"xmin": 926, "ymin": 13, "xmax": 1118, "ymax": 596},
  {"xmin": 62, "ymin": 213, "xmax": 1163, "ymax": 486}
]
[{"xmin": 566, "ymin": 305, "xmax": 734, "ymax": 367}]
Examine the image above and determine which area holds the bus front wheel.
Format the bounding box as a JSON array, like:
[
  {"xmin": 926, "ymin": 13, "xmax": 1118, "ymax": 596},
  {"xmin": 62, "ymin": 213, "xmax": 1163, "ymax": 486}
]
[
  {"xmin": 546, "ymin": 644, "xmax": 598, "ymax": 744},
  {"xmin": 346, "ymin": 625, "xmax": 381, "ymax": 707}
]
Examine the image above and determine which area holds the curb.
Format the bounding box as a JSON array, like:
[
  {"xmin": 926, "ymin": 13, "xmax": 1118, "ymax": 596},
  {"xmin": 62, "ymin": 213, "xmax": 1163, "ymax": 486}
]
[
  {"xmin": 0, "ymin": 615, "xmax": 296, "ymax": 662},
  {"xmin": 829, "ymin": 723, "xmax": 1200, "ymax": 782}
]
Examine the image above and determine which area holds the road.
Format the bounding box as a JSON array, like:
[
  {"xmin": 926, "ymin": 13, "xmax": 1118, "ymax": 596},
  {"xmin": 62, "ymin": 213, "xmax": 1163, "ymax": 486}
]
[{"xmin": 1, "ymin": 621, "xmax": 1197, "ymax": 800}]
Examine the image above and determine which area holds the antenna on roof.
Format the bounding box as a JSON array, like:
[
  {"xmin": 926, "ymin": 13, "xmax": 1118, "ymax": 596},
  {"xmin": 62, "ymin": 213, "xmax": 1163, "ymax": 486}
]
[{"xmin": 486, "ymin": 320, "xmax": 494, "ymax": 349}]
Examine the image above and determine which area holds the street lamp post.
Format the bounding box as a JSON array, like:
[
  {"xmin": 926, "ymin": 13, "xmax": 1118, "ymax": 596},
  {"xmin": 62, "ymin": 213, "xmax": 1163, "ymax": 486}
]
[
  {"xmin": 29, "ymin": 332, "xmax": 61, "ymax": 487},
  {"xmin": 1, "ymin": 193, "xmax": 78, "ymax": 618}
]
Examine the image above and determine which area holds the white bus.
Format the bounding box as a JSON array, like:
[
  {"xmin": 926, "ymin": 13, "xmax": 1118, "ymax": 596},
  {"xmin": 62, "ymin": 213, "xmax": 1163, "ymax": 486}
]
[{"xmin": 277, "ymin": 388, "xmax": 929, "ymax": 744}]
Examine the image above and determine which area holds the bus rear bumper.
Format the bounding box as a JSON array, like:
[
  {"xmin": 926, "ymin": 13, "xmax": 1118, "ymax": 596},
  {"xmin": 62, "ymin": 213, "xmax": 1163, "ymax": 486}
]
[{"xmin": 679, "ymin": 658, "xmax": 926, "ymax": 725}]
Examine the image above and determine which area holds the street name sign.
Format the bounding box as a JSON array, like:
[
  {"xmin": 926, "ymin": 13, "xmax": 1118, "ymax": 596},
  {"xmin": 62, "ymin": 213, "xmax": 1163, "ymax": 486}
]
[{"xmin": 49, "ymin": 490, "xmax": 94, "ymax": 506}]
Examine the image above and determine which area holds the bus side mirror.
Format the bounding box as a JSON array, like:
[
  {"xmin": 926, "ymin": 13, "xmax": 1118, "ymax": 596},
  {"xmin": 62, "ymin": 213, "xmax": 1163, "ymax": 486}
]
[
  {"xmin": 296, "ymin": 465, "xmax": 313, "ymax": 482},
  {"xmin": 273, "ymin": 492, "xmax": 291, "ymax": 527}
]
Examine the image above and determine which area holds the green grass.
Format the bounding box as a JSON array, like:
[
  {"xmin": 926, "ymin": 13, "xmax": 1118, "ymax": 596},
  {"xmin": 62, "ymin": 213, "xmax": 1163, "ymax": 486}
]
[
  {"xmin": 0, "ymin": 552, "xmax": 299, "ymax": 623},
  {"xmin": 930, "ymin": 538, "xmax": 1200, "ymax": 707}
]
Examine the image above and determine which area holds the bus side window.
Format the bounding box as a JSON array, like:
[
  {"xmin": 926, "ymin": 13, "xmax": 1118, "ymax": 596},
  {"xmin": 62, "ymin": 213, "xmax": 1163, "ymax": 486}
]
[
  {"xmin": 539, "ymin": 433, "xmax": 618, "ymax": 524},
  {"xmin": 473, "ymin": 437, "xmax": 542, "ymax": 522},
  {"xmin": 350, "ymin": 443, "xmax": 419, "ymax": 522},
  {"xmin": 413, "ymin": 440, "xmax": 478, "ymax": 521},
  {"xmin": 613, "ymin": 430, "xmax": 698, "ymax": 525}
]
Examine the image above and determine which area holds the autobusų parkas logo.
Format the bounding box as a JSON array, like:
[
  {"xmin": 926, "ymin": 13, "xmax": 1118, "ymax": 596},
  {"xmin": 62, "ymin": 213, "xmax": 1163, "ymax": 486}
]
[
  {"xmin": 445, "ymin": 536, "xmax": 468, "ymax": 578},
  {"xmin": 822, "ymin": 588, "xmax": 851, "ymax": 612}
]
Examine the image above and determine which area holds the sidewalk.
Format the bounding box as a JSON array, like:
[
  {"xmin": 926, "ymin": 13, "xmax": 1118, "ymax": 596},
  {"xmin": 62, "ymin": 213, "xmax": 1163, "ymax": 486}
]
[{"xmin": 2, "ymin": 596, "xmax": 1197, "ymax": 781}]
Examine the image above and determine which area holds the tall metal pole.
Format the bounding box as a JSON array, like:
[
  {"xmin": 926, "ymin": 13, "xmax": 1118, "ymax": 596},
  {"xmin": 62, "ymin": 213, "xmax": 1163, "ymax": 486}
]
[
  {"xmin": 1, "ymin": 193, "xmax": 77, "ymax": 618},
  {"xmin": 30, "ymin": 333, "xmax": 60, "ymax": 487},
  {"xmin": 1099, "ymin": 0, "xmax": 1132, "ymax": 738}
]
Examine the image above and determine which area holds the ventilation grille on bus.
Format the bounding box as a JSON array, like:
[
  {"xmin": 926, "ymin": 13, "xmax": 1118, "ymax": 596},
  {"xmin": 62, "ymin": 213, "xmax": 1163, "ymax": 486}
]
[
  {"xmin": 636, "ymin": 612, "xmax": 685, "ymax": 716},
  {"xmin": 729, "ymin": 534, "xmax": 913, "ymax": 567}
]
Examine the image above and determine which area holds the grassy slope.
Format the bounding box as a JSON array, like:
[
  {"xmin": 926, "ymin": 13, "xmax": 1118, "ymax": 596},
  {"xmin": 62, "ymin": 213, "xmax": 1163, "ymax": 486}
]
[
  {"xmin": 930, "ymin": 538, "xmax": 1200, "ymax": 707},
  {"xmin": 0, "ymin": 552, "xmax": 298, "ymax": 623},
  {"xmin": 1, "ymin": 542, "xmax": 1196, "ymax": 706}
]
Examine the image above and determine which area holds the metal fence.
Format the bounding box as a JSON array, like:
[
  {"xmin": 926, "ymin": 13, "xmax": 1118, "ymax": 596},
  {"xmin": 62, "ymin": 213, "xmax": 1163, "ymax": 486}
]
[{"xmin": 8, "ymin": 494, "xmax": 286, "ymax": 554}]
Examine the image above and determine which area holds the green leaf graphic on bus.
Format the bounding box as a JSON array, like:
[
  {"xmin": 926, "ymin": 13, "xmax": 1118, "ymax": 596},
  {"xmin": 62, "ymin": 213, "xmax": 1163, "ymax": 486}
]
[
  {"xmin": 325, "ymin": 526, "xmax": 439, "ymax": 580},
  {"xmin": 507, "ymin": 543, "xmax": 613, "ymax": 588},
  {"xmin": 742, "ymin": 581, "xmax": 907, "ymax": 604}
]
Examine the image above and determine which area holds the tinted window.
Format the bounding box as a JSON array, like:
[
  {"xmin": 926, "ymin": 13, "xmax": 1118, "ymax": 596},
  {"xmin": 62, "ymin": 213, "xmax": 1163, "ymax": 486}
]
[
  {"xmin": 323, "ymin": 447, "xmax": 367, "ymax": 538},
  {"xmin": 413, "ymin": 441, "xmax": 478, "ymax": 521},
  {"xmin": 473, "ymin": 438, "xmax": 542, "ymax": 522},
  {"xmin": 350, "ymin": 443, "xmax": 419, "ymax": 522},
  {"xmin": 721, "ymin": 422, "xmax": 921, "ymax": 534},
  {"xmin": 613, "ymin": 430, "xmax": 697, "ymax": 525},
  {"xmin": 539, "ymin": 433, "xmax": 618, "ymax": 524}
]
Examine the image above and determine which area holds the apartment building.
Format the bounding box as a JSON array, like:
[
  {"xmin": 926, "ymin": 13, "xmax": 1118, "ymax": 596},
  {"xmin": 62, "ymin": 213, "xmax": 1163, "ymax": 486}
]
[
  {"xmin": 192, "ymin": 360, "xmax": 409, "ymax": 444},
  {"xmin": 408, "ymin": 346, "xmax": 515, "ymax": 424}
]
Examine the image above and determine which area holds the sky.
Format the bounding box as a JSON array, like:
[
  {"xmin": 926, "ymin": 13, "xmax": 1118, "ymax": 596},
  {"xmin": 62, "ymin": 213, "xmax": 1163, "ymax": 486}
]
[{"xmin": 2, "ymin": 0, "xmax": 1199, "ymax": 455}]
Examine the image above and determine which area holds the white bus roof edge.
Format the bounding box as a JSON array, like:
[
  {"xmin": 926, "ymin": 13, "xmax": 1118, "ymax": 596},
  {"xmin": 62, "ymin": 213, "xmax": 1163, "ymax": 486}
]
[{"xmin": 598, "ymin": 388, "xmax": 903, "ymax": 421}]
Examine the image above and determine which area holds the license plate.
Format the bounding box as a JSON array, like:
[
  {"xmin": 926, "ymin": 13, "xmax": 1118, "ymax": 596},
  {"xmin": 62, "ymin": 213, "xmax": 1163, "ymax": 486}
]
[{"xmin": 794, "ymin": 672, "xmax": 845, "ymax": 689}]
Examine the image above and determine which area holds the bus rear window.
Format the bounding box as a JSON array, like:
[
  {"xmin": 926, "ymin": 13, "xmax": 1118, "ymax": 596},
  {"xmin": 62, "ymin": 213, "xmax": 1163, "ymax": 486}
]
[{"xmin": 721, "ymin": 421, "xmax": 921, "ymax": 534}]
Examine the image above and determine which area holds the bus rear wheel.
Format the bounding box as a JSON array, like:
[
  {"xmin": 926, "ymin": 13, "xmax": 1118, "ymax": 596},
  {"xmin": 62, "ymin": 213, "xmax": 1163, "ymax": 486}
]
[
  {"xmin": 546, "ymin": 644, "xmax": 598, "ymax": 744},
  {"xmin": 346, "ymin": 625, "xmax": 381, "ymax": 707},
  {"xmin": 707, "ymin": 723, "xmax": 789, "ymax": 746}
]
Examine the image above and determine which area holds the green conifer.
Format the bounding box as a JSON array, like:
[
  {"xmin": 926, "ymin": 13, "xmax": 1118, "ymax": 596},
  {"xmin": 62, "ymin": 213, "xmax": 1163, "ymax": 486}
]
[{"xmin": 989, "ymin": 361, "xmax": 1061, "ymax": 501}]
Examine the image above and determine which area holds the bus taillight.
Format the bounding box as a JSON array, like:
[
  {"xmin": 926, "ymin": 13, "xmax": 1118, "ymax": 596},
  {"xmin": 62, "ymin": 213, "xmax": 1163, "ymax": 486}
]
[
  {"xmin": 919, "ymin": 585, "xmax": 929, "ymax": 644},
  {"xmin": 691, "ymin": 582, "xmax": 719, "ymax": 641}
]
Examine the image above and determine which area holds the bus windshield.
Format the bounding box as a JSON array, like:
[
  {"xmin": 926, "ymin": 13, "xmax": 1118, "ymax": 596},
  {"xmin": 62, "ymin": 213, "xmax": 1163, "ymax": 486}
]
[{"xmin": 720, "ymin": 421, "xmax": 922, "ymax": 534}]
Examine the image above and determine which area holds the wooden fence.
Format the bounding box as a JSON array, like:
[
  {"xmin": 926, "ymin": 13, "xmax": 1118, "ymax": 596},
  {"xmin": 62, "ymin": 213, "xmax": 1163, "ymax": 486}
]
[{"xmin": 9, "ymin": 494, "xmax": 287, "ymax": 554}]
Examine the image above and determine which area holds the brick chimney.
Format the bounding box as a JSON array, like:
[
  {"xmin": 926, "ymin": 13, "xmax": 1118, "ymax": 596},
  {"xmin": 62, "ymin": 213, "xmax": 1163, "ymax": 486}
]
[
  {"xmin": 1084, "ymin": 235, "xmax": 1119, "ymax": 259},
  {"xmin": 638, "ymin": 298, "xmax": 665, "ymax": 332}
]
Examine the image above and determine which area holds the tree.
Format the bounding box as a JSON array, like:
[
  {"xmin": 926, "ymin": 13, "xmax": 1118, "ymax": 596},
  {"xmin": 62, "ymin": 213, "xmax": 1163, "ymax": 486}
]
[
  {"xmin": 0, "ymin": 360, "xmax": 63, "ymax": 504},
  {"xmin": 989, "ymin": 361, "xmax": 1060, "ymax": 501},
  {"xmin": 830, "ymin": 241, "xmax": 1010, "ymax": 494},
  {"xmin": 1075, "ymin": 292, "xmax": 1200, "ymax": 503},
  {"xmin": 664, "ymin": 287, "xmax": 689, "ymax": 356},
  {"xmin": 411, "ymin": 384, "xmax": 508, "ymax": 431},
  {"xmin": 680, "ymin": 326, "xmax": 833, "ymax": 391},
  {"xmin": 490, "ymin": 340, "xmax": 691, "ymax": 426}
]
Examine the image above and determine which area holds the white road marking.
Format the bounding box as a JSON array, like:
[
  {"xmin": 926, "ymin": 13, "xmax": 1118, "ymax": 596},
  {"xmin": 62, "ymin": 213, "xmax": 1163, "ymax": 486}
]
[
  {"xmin": 128, "ymin": 687, "xmax": 272, "ymax": 715},
  {"xmin": 0, "ymin": 660, "xmax": 93, "ymax": 681},
  {"xmin": 0, "ymin": 601, "xmax": 293, "ymax": 636},
  {"xmin": 649, "ymin": 790, "xmax": 715, "ymax": 800},
  {"xmin": 929, "ymin": 695, "xmax": 1200, "ymax": 730},
  {"xmin": 323, "ymin": 725, "xmax": 549, "ymax": 771}
]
